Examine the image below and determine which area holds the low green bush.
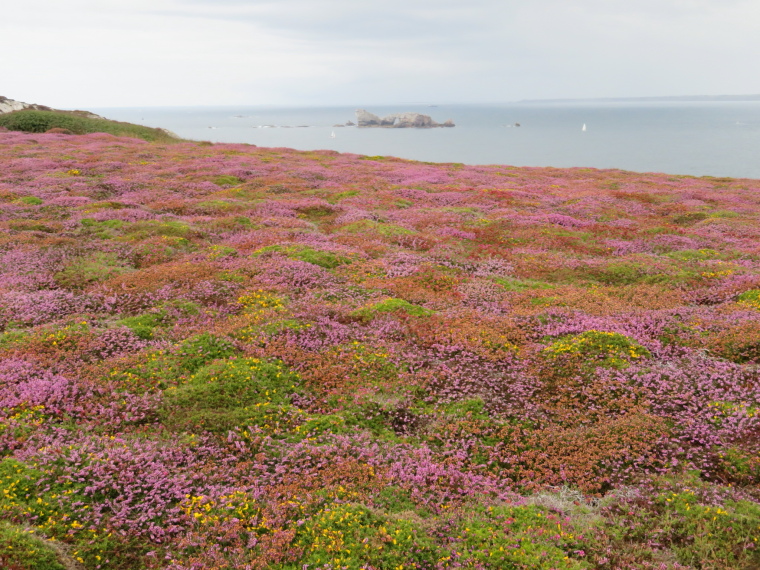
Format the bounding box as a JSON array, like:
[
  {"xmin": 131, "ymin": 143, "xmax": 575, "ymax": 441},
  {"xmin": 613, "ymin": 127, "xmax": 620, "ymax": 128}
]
[
  {"xmin": 116, "ymin": 311, "xmax": 167, "ymax": 340},
  {"xmin": 339, "ymin": 219, "xmax": 415, "ymax": 237},
  {"xmin": 213, "ymin": 175, "xmax": 244, "ymax": 186},
  {"xmin": 161, "ymin": 357, "xmax": 301, "ymax": 433},
  {"xmin": 122, "ymin": 220, "xmax": 193, "ymax": 240},
  {"xmin": 176, "ymin": 333, "xmax": 238, "ymax": 373},
  {"xmin": 288, "ymin": 503, "xmax": 439, "ymax": 570},
  {"xmin": 493, "ymin": 276, "xmax": 556, "ymax": 291},
  {"xmin": 53, "ymin": 252, "xmax": 132, "ymax": 290},
  {"xmin": 602, "ymin": 487, "xmax": 760, "ymax": 569},
  {"xmin": 14, "ymin": 196, "xmax": 43, "ymax": 205},
  {"xmin": 454, "ymin": 505, "xmax": 589, "ymax": 569},
  {"xmin": 350, "ymin": 298, "xmax": 434, "ymax": 320},
  {"xmin": 326, "ymin": 189, "xmax": 360, "ymax": 203},
  {"xmin": 671, "ymin": 211, "xmax": 709, "ymax": 226},
  {"xmin": 0, "ymin": 521, "xmax": 65, "ymax": 570},
  {"xmin": 544, "ymin": 330, "xmax": 650, "ymax": 369},
  {"xmin": 0, "ymin": 110, "xmax": 180, "ymax": 142},
  {"xmin": 253, "ymin": 244, "xmax": 354, "ymax": 269},
  {"xmin": 78, "ymin": 218, "xmax": 125, "ymax": 239},
  {"xmin": 737, "ymin": 289, "xmax": 760, "ymax": 309}
]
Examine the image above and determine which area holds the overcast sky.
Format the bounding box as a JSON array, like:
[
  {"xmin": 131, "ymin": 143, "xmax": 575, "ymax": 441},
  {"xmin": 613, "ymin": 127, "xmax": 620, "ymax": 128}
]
[{"xmin": 2, "ymin": 0, "xmax": 759, "ymax": 108}]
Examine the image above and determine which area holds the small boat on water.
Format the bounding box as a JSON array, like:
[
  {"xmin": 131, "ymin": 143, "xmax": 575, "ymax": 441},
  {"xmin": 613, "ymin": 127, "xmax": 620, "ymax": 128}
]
[
  {"xmin": 582, "ymin": 124, "xmax": 587, "ymax": 132},
  {"xmin": 330, "ymin": 130, "xmax": 336, "ymax": 138}
]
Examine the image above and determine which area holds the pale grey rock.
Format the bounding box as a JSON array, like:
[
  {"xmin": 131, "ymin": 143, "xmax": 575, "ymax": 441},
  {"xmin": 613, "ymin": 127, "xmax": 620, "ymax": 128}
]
[
  {"xmin": 355, "ymin": 109, "xmax": 455, "ymax": 128},
  {"xmin": 0, "ymin": 96, "xmax": 104, "ymax": 119},
  {"xmin": 158, "ymin": 128, "xmax": 181, "ymax": 139},
  {"xmin": 355, "ymin": 109, "xmax": 383, "ymax": 126},
  {"xmin": 0, "ymin": 95, "xmax": 52, "ymax": 114}
]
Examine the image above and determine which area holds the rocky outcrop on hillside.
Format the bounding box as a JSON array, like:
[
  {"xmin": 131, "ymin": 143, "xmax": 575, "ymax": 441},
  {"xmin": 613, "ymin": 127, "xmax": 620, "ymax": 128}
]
[
  {"xmin": 0, "ymin": 96, "xmax": 53, "ymax": 114},
  {"xmin": 355, "ymin": 109, "xmax": 454, "ymax": 128},
  {"xmin": 0, "ymin": 96, "xmax": 104, "ymax": 119}
]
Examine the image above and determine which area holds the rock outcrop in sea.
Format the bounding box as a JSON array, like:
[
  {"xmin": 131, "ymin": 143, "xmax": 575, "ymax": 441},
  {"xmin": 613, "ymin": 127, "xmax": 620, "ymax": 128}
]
[{"xmin": 355, "ymin": 109, "xmax": 454, "ymax": 128}]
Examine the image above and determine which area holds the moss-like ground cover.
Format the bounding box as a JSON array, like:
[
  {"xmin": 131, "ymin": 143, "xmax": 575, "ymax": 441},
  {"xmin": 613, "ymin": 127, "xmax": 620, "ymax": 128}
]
[{"xmin": 1, "ymin": 127, "xmax": 759, "ymax": 569}]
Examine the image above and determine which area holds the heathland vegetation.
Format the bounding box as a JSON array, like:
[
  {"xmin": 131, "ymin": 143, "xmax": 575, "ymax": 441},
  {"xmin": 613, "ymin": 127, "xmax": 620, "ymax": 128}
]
[
  {"xmin": 0, "ymin": 110, "xmax": 179, "ymax": 143},
  {"xmin": 0, "ymin": 125, "xmax": 759, "ymax": 569}
]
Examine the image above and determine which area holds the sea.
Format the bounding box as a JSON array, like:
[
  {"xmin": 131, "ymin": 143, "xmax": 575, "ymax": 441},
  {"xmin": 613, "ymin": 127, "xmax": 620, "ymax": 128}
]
[{"xmin": 90, "ymin": 102, "xmax": 760, "ymax": 179}]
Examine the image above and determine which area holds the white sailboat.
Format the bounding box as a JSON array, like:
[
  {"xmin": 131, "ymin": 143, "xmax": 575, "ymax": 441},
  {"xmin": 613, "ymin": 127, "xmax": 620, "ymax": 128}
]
[
  {"xmin": 330, "ymin": 130, "xmax": 336, "ymax": 138},
  {"xmin": 582, "ymin": 123, "xmax": 587, "ymax": 132}
]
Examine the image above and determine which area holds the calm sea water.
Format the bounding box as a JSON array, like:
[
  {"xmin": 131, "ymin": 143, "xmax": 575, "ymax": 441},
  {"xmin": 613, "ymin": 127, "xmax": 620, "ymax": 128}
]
[{"xmin": 91, "ymin": 103, "xmax": 760, "ymax": 179}]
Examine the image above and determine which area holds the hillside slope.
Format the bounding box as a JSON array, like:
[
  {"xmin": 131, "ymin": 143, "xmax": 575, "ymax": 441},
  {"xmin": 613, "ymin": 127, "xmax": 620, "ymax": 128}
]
[
  {"xmin": 0, "ymin": 96, "xmax": 179, "ymax": 142},
  {"xmin": 0, "ymin": 130, "xmax": 759, "ymax": 569}
]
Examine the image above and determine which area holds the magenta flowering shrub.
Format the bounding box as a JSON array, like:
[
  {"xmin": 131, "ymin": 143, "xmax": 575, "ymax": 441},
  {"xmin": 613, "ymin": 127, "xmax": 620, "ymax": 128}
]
[
  {"xmin": 0, "ymin": 358, "xmax": 87, "ymax": 420},
  {"xmin": 1, "ymin": 130, "xmax": 760, "ymax": 568},
  {"xmin": 0, "ymin": 289, "xmax": 99, "ymax": 327}
]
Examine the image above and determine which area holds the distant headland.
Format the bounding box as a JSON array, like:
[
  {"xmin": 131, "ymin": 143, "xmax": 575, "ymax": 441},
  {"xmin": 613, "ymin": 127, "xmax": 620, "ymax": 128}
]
[{"xmin": 516, "ymin": 94, "xmax": 760, "ymax": 104}]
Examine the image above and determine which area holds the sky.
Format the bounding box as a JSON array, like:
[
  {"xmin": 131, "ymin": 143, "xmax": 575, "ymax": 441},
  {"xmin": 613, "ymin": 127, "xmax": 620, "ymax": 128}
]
[{"xmin": 2, "ymin": 0, "xmax": 760, "ymax": 108}]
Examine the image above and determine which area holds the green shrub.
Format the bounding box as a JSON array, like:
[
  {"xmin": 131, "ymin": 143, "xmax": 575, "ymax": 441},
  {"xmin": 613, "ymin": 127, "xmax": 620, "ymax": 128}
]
[
  {"xmin": 493, "ymin": 276, "xmax": 556, "ymax": 291},
  {"xmin": 253, "ymin": 244, "xmax": 354, "ymax": 269},
  {"xmin": 453, "ymin": 505, "xmax": 589, "ymax": 569},
  {"xmin": 161, "ymin": 357, "xmax": 301, "ymax": 433},
  {"xmin": 350, "ymin": 298, "xmax": 435, "ymax": 320},
  {"xmin": 195, "ymin": 200, "xmax": 240, "ymax": 213},
  {"xmin": 176, "ymin": 333, "xmax": 238, "ymax": 373},
  {"xmin": 14, "ymin": 196, "xmax": 43, "ymax": 206},
  {"xmin": 338, "ymin": 219, "xmax": 415, "ymax": 237},
  {"xmin": 0, "ymin": 459, "xmax": 61, "ymax": 526},
  {"xmin": 257, "ymin": 318, "xmax": 311, "ymax": 336},
  {"xmin": 207, "ymin": 215, "xmax": 255, "ymax": 232},
  {"xmin": 53, "ymin": 253, "xmax": 132, "ymax": 289},
  {"xmin": 665, "ymin": 248, "xmax": 723, "ymax": 261},
  {"xmin": 645, "ymin": 491, "xmax": 760, "ymax": 568},
  {"xmin": 544, "ymin": 330, "xmax": 650, "ymax": 369},
  {"xmin": 0, "ymin": 521, "xmax": 65, "ymax": 570},
  {"xmin": 116, "ymin": 311, "xmax": 167, "ymax": 340},
  {"xmin": 530, "ymin": 295, "xmax": 562, "ymax": 307},
  {"xmin": 0, "ymin": 110, "xmax": 180, "ymax": 142},
  {"xmin": 206, "ymin": 245, "xmax": 237, "ymax": 260},
  {"xmin": 737, "ymin": 289, "xmax": 760, "ymax": 309},
  {"xmin": 290, "ymin": 503, "xmax": 439, "ymax": 570},
  {"xmin": 78, "ymin": 218, "xmax": 124, "ymax": 239},
  {"xmin": 8, "ymin": 220, "xmax": 56, "ymax": 232},
  {"xmin": 122, "ymin": 220, "xmax": 193, "ymax": 240},
  {"xmin": 717, "ymin": 445, "xmax": 760, "ymax": 485},
  {"xmin": 109, "ymin": 334, "xmax": 237, "ymax": 392},
  {"xmin": 327, "ymin": 189, "xmax": 360, "ymax": 203},
  {"xmin": 441, "ymin": 397, "xmax": 490, "ymax": 420},
  {"xmin": 0, "ymin": 330, "xmax": 28, "ymax": 349},
  {"xmin": 293, "ymin": 414, "xmax": 349, "ymax": 439},
  {"xmin": 671, "ymin": 211, "xmax": 709, "ymax": 225},
  {"xmin": 213, "ymin": 175, "xmax": 243, "ymax": 186}
]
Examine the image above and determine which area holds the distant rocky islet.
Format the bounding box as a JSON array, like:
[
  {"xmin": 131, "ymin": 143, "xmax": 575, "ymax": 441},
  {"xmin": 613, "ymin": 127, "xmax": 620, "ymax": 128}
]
[
  {"xmin": 253, "ymin": 109, "xmax": 455, "ymax": 130},
  {"xmin": 354, "ymin": 109, "xmax": 455, "ymax": 128}
]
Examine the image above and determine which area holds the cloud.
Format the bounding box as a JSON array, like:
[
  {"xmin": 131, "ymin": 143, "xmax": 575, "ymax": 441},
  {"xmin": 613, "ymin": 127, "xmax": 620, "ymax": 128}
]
[{"xmin": 1, "ymin": 0, "xmax": 758, "ymax": 107}]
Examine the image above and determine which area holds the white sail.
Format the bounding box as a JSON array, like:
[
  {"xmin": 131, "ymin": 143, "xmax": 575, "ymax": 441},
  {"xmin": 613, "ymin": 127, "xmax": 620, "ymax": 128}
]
[
  {"xmin": 330, "ymin": 130, "xmax": 336, "ymax": 138},
  {"xmin": 582, "ymin": 123, "xmax": 587, "ymax": 132}
]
